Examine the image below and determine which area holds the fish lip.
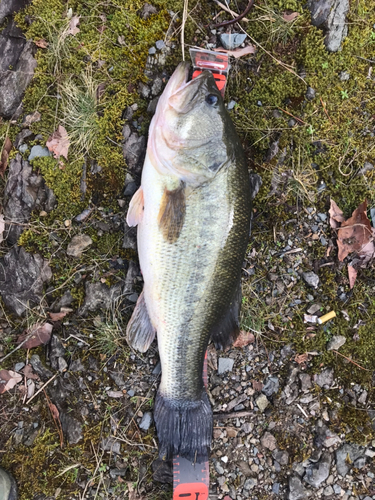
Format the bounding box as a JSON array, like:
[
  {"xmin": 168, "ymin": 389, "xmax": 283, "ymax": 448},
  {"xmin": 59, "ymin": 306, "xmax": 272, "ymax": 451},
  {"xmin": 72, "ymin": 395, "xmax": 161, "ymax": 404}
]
[{"xmin": 170, "ymin": 63, "xmax": 209, "ymax": 97}]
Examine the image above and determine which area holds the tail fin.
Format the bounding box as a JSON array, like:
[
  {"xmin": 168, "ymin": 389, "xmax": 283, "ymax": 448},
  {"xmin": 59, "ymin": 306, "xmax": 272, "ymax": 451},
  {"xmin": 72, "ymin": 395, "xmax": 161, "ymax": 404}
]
[{"xmin": 154, "ymin": 390, "xmax": 212, "ymax": 463}]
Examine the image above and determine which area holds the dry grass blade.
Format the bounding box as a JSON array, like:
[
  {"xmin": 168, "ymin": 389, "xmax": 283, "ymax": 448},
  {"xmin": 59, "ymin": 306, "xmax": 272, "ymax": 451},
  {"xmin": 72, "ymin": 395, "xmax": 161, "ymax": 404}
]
[{"xmin": 181, "ymin": 0, "xmax": 188, "ymax": 61}]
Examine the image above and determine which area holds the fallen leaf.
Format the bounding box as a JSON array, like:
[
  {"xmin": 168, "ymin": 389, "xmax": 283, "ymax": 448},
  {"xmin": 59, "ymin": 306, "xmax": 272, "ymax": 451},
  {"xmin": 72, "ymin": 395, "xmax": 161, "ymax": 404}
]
[
  {"xmin": 17, "ymin": 323, "xmax": 53, "ymax": 349},
  {"xmin": 0, "ymin": 370, "xmax": 22, "ymax": 394},
  {"xmin": 337, "ymin": 201, "xmax": 374, "ymax": 261},
  {"xmin": 214, "ymin": 45, "xmax": 256, "ymax": 58},
  {"xmin": 49, "ymin": 311, "xmax": 68, "ymax": 321},
  {"xmin": 96, "ymin": 82, "xmax": 106, "ymax": 102},
  {"xmin": 282, "ymin": 11, "xmax": 299, "ymax": 21},
  {"xmin": 295, "ymin": 352, "xmax": 308, "ymax": 364},
  {"xmin": 348, "ymin": 264, "xmax": 358, "ymax": 289},
  {"xmin": 0, "ymin": 214, "xmax": 5, "ymax": 244},
  {"xmin": 0, "ymin": 137, "xmax": 12, "ymax": 177},
  {"xmin": 46, "ymin": 125, "xmax": 70, "ymax": 159},
  {"xmin": 27, "ymin": 380, "xmax": 36, "ymax": 398},
  {"xmin": 35, "ymin": 39, "xmax": 49, "ymax": 48},
  {"xmin": 68, "ymin": 15, "xmax": 80, "ymax": 36},
  {"xmin": 22, "ymin": 364, "xmax": 39, "ymax": 380},
  {"xmin": 329, "ymin": 198, "xmax": 345, "ymax": 228},
  {"xmin": 233, "ymin": 330, "xmax": 255, "ymax": 348}
]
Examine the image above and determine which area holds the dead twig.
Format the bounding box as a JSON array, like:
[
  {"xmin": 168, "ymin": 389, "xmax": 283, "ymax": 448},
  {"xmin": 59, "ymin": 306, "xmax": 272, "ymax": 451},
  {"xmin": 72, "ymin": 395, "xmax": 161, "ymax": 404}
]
[
  {"xmin": 213, "ymin": 410, "xmax": 253, "ymax": 420},
  {"xmin": 26, "ymin": 372, "xmax": 58, "ymax": 404},
  {"xmin": 212, "ymin": 0, "xmax": 254, "ymax": 28},
  {"xmin": 333, "ymin": 350, "xmax": 371, "ymax": 371}
]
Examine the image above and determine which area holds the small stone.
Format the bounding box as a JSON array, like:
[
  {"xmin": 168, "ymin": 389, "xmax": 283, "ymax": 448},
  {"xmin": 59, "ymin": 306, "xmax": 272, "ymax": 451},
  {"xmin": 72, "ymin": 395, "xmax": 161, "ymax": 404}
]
[
  {"xmin": 304, "ymin": 451, "xmax": 331, "ymax": 488},
  {"xmin": 339, "ymin": 71, "xmax": 350, "ymax": 81},
  {"xmin": 257, "ymin": 100, "xmax": 262, "ymax": 107},
  {"xmin": 365, "ymin": 448, "xmax": 375, "ymax": 458},
  {"xmin": 58, "ymin": 357, "xmax": 68, "ymax": 372},
  {"xmin": 243, "ymin": 478, "xmax": 257, "ymax": 490},
  {"xmin": 19, "ymin": 144, "xmax": 28, "ymax": 153},
  {"xmin": 155, "ymin": 39, "xmax": 165, "ymax": 50},
  {"xmin": 218, "ymin": 358, "xmax": 234, "ymax": 374},
  {"xmin": 307, "ymin": 304, "xmax": 321, "ymax": 315},
  {"xmin": 148, "ymin": 46, "xmax": 156, "ymax": 55},
  {"xmin": 318, "ymin": 213, "xmax": 327, "ymax": 222},
  {"xmin": 302, "ymin": 271, "xmax": 319, "ymax": 288},
  {"xmin": 66, "ymin": 234, "xmax": 93, "ymax": 258},
  {"xmin": 333, "ymin": 484, "xmax": 341, "ymax": 494},
  {"xmin": 139, "ymin": 412, "xmax": 152, "ymax": 431},
  {"xmin": 221, "ymin": 456, "xmax": 228, "ymax": 463},
  {"xmin": 358, "ymin": 389, "xmax": 368, "ymax": 404},
  {"xmin": 261, "ymin": 431, "xmax": 277, "ymax": 451},
  {"xmin": 256, "ymin": 394, "xmax": 269, "ymax": 412},
  {"xmin": 262, "ymin": 376, "xmax": 279, "ymax": 396},
  {"xmin": 215, "ymin": 462, "xmax": 225, "ymax": 475},
  {"xmin": 15, "ymin": 362, "xmax": 25, "ymax": 372},
  {"xmin": 219, "ymin": 33, "xmax": 247, "ymax": 50},
  {"xmin": 288, "ymin": 475, "xmax": 309, "ymax": 500},
  {"xmin": 327, "ymin": 335, "xmax": 346, "ymax": 351},
  {"xmin": 28, "ymin": 145, "xmax": 50, "ymax": 161},
  {"xmin": 335, "ymin": 443, "xmax": 365, "ymax": 476},
  {"xmin": 314, "ymin": 368, "xmax": 334, "ymax": 388},
  {"xmin": 227, "ymin": 100, "xmax": 236, "ymax": 110},
  {"xmin": 272, "ymin": 483, "xmax": 280, "ymax": 494},
  {"xmin": 320, "ymin": 236, "xmax": 327, "ymax": 246},
  {"xmin": 288, "ymin": 118, "xmax": 296, "ymax": 127},
  {"xmin": 306, "ymin": 87, "xmax": 316, "ymax": 100},
  {"xmin": 353, "ymin": 456, "xmax": 366, "ymax": 469},
  {"xmin": 323, "ymin": 486, "xmax": 333, "ymax": 496},
  {"xmin": 127, "ymin": 389, "xmax": 135, "ymax": 397},
  {"xmin": 273, "ymin": 449, "xmax": 289, "ymax": 465}
]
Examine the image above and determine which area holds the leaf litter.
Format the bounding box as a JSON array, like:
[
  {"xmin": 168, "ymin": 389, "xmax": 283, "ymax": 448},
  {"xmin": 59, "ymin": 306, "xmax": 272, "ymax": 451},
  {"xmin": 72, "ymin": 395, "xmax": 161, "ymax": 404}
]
[
  {"xmin": 329, "ymin": 199, "xmax": 375, "ymax": 288},
  {"xmin": 17, "ymin": 323, "xmax": 53, "ymax": 349}
]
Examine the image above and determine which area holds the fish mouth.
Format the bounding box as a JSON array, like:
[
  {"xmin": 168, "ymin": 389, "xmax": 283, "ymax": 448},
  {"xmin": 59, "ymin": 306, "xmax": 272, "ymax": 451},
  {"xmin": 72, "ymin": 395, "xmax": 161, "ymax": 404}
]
[{"xmin": 168, "ymin": 62, "xmax": 211, "ymax": 112}]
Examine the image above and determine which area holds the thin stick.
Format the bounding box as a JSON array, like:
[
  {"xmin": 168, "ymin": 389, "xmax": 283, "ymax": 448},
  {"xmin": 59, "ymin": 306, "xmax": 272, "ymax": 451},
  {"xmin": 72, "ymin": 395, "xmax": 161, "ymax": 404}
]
[
  {"xmin": 333, "ymin": 350, "xmax": 370, "ymax": 371},
  {"xmin": 181, "ymin": 0, "xmax": 188, "ymax": 61},
  {"xmin": 213, "ymin": 0, "xmax": 250, "ymax": 23},
  {"xmin": 276, "ymin": 107, "xmax": 307, "ymax": 125},
  {"xmin": 26, "ymin": 372, "xmax": 58, "ymax": 404},
  {"xmin": 213, "ymin": 410, "xmax": 253, "ymax": 420},
  {"xmin": 320, "ymin": 96, "xmax": 332, "ymax": 123},
  {"xmin": 212, "ymin": 0, "xmax": 254, "ymax": 28},
  {"xmin": 296, "ymin": 403, "xmax": 309, "ymax": 419}
]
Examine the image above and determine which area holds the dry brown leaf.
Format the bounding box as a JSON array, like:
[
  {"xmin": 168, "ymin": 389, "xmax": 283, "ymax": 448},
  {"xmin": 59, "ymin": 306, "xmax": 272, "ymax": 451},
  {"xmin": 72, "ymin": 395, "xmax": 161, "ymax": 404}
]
[
  {"xmin": 23, "ymin": 110, "xmax": 41, "ymax": 128},
  {"xmin": 233, "ymin": 330, "xmax": 255, "ymax": 348},
  {"xmin": 49, "ymin": 402, "xmax": 60, "ymax": 420},
  {"xmin": 22, "ymin": 364, "xmax": 39, "ymax": 380},
  {"xmin": 49, "ymin": 311, "xmax": 68, "ymax": 321},
  {"xmin": 295, "ymin": 352, "xmax": 308, "ymax": 364},
  {"xmin": 348, "ymin": 265, "xmax": 358, "ymax": 289},
  {"xmin": 68, "ymin": 15, "xmax": 80, "ymax": 36},
  {"xmin": 46, "ymin": 125, "xmax": 70, "ymax": 160},
  {"xmin": 27, "ymin": 380, "xmax": 36, "ymax": 399},
  {"xmin": 282, "ymin": 11, "xmax": 299, "ymax": 21},
  {"xmin": 214, "ymin": 45, "xmax": 256, "ymax": 58},
  {"xmin": 0, "ymin": 370, "xmax": 22, "ymax": 394},
  {"xmin": 0, "ymin": 137, "xmax": 12, "ymax": 177},
  {"xmin": 337, "ymin": 200, "xmax": 373, "ymax": 261},
  {"xmin": 35, "ymin": 39, "xmax": 49, "ymax": 48},
  {"xmin": 329, "ymin": 198, "xmax": 345, "ymax": 228},
  {"xmin": 17, "ymin": 323, "xmax": 53, "ymax": 349}
]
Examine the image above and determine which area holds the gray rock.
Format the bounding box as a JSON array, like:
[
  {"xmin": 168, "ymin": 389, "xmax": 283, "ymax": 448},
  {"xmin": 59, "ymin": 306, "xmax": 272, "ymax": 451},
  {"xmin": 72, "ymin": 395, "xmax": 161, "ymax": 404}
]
[
  {"xmin": 151, "ymin": 76, "xmax": 163, "ymax": 95},
  {"xmin": 28, "ymin": 145, "xmax": 50, "ymax": 161},
  {"xmin": 215, "ymin": 462, "xmax": 225, "ymax": 475},
  {"xmin": 0, "ymin": 0, "xmax": 30, "ymax": 24},
  {"xmin": 354, "ymin": 456, "xmax": 366, "ymax": 469},
  {"xmin": 147, "ymin": 96, "xmax": 159, "ymax": 114},
  {"xmin": 260, "ymin": 431, "xmax": 277, "ymax": 451},
  {"xmin": 122, "ymin": 131, "xmax": 146, "ymax": 177},
  {"xmin": 318, "ymin": 213, "xmax": 327, "ymax": 221},
  {"xmin": 127, "ymin": 389, "xmax": 135, "ymax": 397},
  {"xmin": 152, "ymin": 362, "xmax": 161, "ymax": 375},
  {"xmin": 155, "ymin": 39, "xmax": 165, "ymax": 50},
  {"xmin": 124, "ymin": 261, "xmax": 140, "ymax": 295},
  {"xmin": 314, "ymin": 367, "xmax": 334, "ymax": 388},
  {"xmin": 243, "ymin": 478, "xmax": 257, "ymax": 490},
  {"xmin": 272, "ymin": 483, "xmax": 280, "ymax": 494},
  {"xmin": 0, "ymin": 247, "xmax": 52, "ymax": 316},
  {"xmin": 48, "ymin": 335, "xmax": 66, "ymax": 371},
  {"xmin": 262, "ymin": 376, "xmax": 279, "ymax": 396},
  {"xmin": 30, "ymin": 354, "xmax": 53, "ymax": 381},
  {"xmin": 60, "ymin": 412, "xmax": 83, "ymax": 444},
  {"xmin": 218, "ymin": 358, "xmax": 234, "ymax": 374},
  {"xmin": 19, "ymin": 144, "xmax": 28, "ymax": 153},
  {"xmin": 273, "ymin": 449, "xmax": 289, "ymax": 465},
  {"xmin": 0, "ymin": 20, "xmax": 37, "ymax": 117},
  {"xmin": 304, "ymin": 451, "xmax": 331, "ymax": 488},
  {"xmin": 139, "ymin": 412, "xmax": 152, "ymax": 430},
  {"xmin": 69, "ymin": 359, "xmax": 85, "ymax": 372},
  {"xmin": 249, "ymin": 172, "xmax": 262, "ymax": 200},
  {"xmin": 339, "ymin": 70, "xmax": 350, "ymax": 81},
  {"xmin": 307, "ymin": 0, "xmax": 349, "ymax": 52},
  {"xmin": 109, "ymin": 370, "xmax": 125, "ymax": 387},
  {"xmin": 78, "ymin": 282, "xmax": 122, "ymax": 316},
  {"xmin": 327, "ymin": 335, "xmax": 346, "ymax": 351},
  {"xmin": 15, "ymin": 128, "xmax": 33, "ymax": 148},
  {"xmin": 100, "ymin": 436, "xmax": 120, "ymax": 454},
  {"xmin": 333, "ymin": 484, "xmax": 341, "ymax": 494},
  {"xmin": 306, "ymin": 87, "xmax": 316, "ymax": 100},
  {"xmin": 335, "ymin": 443, "xmax": 365, "ymax": 476},
  {"xmin": 4, "ymin": 155, "xmax": 56, "ymax": 244},
  {"xmin": 256, "ymin": 394, "xmax": 269, "ymax": 412},
  {"xmin": 288, "ymin": 475, "xmax": 309, "ymax": 500},
  {"xmin": 51, "ymin": 290, "xmax": 74, "ymax": 312},
  {"xmin": 141, "ymin": 3, "xmax": 158, "ymax": 19},
  {"xmin": 227, "ymin": 100, "xmax": 236, "ymax": 110},
  {"xmin": 219, "ymin": 33, "xmax": 247, "ymax": 50},
  {"xmin": 138, "ymin": 82, "xmax": 150, "ymax": 98},
  {"xmin": 148, "ymin": 46, "xmax": 156, "ymax": 55},
  {"xmin": 302, "ymin": 271, "xmax": 320, "ymax": 288},
  {"xmin": 299, "ymin": 373, "xmax": 312, "ymax": 392},
  {"xmin": 66, "ymin": 234, "xmax": 93, "ymax": 258},
  {"xmin": 323, "ymin": 485, "xmax": 333, "ymax": 496},
  {"xmin": 123, "ymin": 220, "xmax": 137, "ymax": 251}
]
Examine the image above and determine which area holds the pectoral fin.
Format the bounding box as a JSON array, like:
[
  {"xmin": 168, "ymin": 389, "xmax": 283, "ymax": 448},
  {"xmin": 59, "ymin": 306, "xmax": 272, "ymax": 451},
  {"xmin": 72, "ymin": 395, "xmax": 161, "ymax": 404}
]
[
  {"xmin": 210, "ymin": 279, "xmax": 241, "ymax": 349},
  {"xmin": 158, "ymin": 182, "xmax": 185, "ymax": 243},
  {"xmin": 126, "ymin": 291, "xmax": 156, "ymax": 352},
  {"xmin": 126, "ymin": 187, "xmax": 144, "ymax": 227}
]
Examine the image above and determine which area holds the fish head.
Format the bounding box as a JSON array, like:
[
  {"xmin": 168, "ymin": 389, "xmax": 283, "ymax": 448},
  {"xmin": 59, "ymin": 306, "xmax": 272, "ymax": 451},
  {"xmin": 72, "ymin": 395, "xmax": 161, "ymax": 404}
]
[{"xmin": 148, "ymin": 62, "xmax": 236, "ymax": 185}]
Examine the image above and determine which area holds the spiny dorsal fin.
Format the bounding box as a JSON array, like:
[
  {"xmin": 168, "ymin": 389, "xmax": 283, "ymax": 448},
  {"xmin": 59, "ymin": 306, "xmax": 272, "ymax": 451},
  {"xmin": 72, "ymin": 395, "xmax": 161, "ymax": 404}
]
[
  {"xmin": 126, "ymin": 187, "xmax": 144, "ymax": 227},
  {"xmin": 158, "ymin": 182, "xmax": 185, "ymax": 243}
]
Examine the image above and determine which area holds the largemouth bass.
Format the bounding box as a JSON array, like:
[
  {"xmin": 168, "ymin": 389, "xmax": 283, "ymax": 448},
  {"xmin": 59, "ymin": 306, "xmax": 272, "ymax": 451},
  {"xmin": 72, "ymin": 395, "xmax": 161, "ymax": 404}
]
[{"xmin": 126, "ymin": 62, "xmax": 251, "ymax": 462}]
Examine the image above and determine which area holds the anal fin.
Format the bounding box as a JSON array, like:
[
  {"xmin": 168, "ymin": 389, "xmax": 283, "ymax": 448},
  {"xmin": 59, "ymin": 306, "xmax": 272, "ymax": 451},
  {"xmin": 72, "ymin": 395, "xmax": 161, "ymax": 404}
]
[
  {"xmin": 210, "ymin": 279, "xmax": 241, "ymax": 350},
  {"xmin": 126, "ymin": 291, "xmax": 156, "ymax": 352}
]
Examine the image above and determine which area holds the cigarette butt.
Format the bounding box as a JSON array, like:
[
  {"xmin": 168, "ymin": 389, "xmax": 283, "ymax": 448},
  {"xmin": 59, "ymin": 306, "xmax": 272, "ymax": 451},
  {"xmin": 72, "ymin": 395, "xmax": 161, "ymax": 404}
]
[{"xmin": 318, "ymin": 310, "xmax": 336, "ymax": 324}]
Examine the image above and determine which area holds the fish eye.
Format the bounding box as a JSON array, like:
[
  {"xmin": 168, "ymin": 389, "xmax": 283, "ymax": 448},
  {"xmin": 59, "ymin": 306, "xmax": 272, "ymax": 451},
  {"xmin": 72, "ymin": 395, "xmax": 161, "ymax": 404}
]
[{"xmin": 205, "ymin": 94, "xmax": 218, "ymax": 106}]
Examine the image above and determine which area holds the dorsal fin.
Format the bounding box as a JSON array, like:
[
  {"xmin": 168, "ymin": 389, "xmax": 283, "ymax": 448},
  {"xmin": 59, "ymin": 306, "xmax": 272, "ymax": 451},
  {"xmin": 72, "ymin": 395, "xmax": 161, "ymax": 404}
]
[
  {"xmin": 157, "ymin": 182, "xmax": 185, "ymax": 243},
  {"xmin": 126, "ymin": 187, "xmax": 144, "ymax": 227}
]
